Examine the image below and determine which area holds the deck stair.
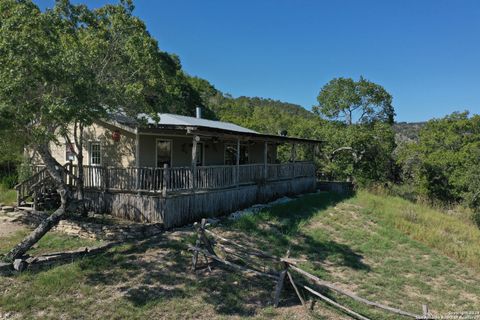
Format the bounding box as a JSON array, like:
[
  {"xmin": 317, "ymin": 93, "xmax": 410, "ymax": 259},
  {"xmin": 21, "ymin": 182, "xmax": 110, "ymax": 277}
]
[{"xmin": 15, "ymin": 166, "xmax": 62, "ymax": 211}]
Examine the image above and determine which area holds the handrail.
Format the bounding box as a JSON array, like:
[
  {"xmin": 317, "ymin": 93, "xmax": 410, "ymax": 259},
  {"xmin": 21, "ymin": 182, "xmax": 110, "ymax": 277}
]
[{"xmin": 14, "ymin": 167, "xmax": 48, "ymax": 190}]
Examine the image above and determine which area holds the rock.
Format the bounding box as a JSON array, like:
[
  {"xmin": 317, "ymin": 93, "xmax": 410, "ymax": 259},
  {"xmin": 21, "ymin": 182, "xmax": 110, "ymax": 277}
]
[
  {"xmin": 205, "ymin": 218, "xmax": 220, "ymax": 225},
  {"xmin": 13, "ymin": 259, "xmax": 27, "ymax": 272},
  {"xmin": 2, "ymin": 206, "xmax": 14, "ymax": 212},
  {"xmin": 6, "ymin": 212, "xmax": 20, "ymax": 218},
  {"xmin": 268, "ymin": 197, "xmax": 292, "ymax": 206},
  {"xmin": 0, "ymin": 262, "xmax": 13, "ymax": 275}
]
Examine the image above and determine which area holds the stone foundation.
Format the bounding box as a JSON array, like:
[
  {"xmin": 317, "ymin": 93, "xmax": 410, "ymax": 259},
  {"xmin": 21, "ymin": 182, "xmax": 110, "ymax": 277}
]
[{"xmin": 54, "ymin": 218, "xmax": 164, "ymax": 241}]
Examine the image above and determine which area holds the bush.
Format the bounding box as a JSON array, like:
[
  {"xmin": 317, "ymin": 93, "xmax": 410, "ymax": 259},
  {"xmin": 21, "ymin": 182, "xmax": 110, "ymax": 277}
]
[
  {"xmin": 473, "ymin": 211, "xmax": 480, "ymax": 228},
  {"xmin": 0, "ymin": 174, "xmax": 17, "ymax": 189}
]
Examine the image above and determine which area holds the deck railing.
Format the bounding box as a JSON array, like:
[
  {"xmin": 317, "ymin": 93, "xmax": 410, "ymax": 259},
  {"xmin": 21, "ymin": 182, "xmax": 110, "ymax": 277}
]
[{"xmin": 18, "ymin": 162, "xmax": 315, "ymax": 200}]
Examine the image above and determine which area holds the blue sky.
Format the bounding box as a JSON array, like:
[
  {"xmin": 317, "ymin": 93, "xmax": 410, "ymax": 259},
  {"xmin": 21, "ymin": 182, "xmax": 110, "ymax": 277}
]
[{"xmin": 36, "ymin": 0, "xmax": 480, "ymax": 122}]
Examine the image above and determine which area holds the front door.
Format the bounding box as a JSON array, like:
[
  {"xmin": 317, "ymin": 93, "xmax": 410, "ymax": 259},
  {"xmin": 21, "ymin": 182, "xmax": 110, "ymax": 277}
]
[{"xmin": 156, "ymin": 139, "xmax": 172, "ymax": 167}]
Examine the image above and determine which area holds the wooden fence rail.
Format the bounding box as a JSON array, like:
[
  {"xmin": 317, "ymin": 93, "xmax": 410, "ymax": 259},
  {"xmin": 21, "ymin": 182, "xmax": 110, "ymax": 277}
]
[{"xmin": 189, "ymin": 219, "xmax": 428, "ymax": 320}]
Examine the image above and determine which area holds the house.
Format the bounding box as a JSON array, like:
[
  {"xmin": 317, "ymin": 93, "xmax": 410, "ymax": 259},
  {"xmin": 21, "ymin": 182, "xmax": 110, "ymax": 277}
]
[{"xmin": 18, "ymin": 108, "xmax": 321, "ymax": 228}]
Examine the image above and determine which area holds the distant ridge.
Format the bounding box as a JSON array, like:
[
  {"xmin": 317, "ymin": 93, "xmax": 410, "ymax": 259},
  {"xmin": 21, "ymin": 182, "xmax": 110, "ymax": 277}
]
[{"xmin": 393, "ymin": 122, "xmax": 426, "ymax": 143}]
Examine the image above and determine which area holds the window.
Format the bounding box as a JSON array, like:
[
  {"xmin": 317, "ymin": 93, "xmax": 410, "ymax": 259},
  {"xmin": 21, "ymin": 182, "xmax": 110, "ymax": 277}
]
[
  {"xmin": 156, "ymin": 139, "xmax": 172, "ymax": 167},
  {"xmin": 224, "ymin": 144, "xmax": 249, "ymax": 165},
  {"xmin": 90, "ymin": 142, "xmax": 101, "ymax": 165},
  {"xmin": 65, "ymin": 143, "xmax": 76, "ymax": 161}
]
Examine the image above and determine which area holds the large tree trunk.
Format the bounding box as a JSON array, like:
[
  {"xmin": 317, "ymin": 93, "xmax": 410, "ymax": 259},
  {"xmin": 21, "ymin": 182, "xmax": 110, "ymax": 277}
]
[
  {"xmin": 75, "ymin": 123, "xmax": 87, "ymax": 217},
  {"xmin": 4, "ymin": 143, "xmax": 73, "ymax": 262}
]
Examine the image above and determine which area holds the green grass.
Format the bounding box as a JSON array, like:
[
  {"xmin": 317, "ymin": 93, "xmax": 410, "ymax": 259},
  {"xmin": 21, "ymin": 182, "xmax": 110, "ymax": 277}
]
[
  {"xmin": 1, "ymin": 190, "xmax": 480, "ymax": 319},
  {"xmin": 354, "ymin": 191, "xmax": 480, "ymax": 270},
  {"xmin": 0, "ymin": 185, "xmax": 16, "ymax": 205},
  {"xmin": 0, "ymin": 229, "xmax": 102, "ymax": 256},
  {"xmin": 219, "ymin": 190, "xmax": 480, "ymax": 318}
]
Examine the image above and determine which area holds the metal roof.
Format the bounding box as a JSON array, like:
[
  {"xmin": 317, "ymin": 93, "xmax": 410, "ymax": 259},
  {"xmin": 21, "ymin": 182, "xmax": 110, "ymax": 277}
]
[
  {"xmin": 142, "ymin": 113, "xmax": 259, "ymax": 134},
  {"xmin": 107, "ymin": 112, "xmax": 322, "ymax": 144}
]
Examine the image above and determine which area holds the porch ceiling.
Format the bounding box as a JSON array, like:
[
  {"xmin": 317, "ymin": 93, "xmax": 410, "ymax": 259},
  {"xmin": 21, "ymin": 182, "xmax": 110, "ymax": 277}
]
[{"xmin": 138, "ymin": 126, "xmax": 323, "ymax": 145}]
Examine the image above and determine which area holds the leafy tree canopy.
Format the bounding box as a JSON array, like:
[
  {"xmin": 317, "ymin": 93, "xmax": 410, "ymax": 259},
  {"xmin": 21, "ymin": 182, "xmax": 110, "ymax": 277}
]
[
  {"xmin": 314, "ymin": 76, "xmax": 395, "ymax": 125},
  {"xmin": 396, "ymin": 111, "xmax": 480, "ymax": 210}
]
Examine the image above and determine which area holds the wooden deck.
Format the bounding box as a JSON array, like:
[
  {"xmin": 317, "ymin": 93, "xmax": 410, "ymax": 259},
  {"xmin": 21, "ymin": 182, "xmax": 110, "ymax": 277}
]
[{"xmin": 16, "ymin": 162, "xmax": 317, "ymax": 228}]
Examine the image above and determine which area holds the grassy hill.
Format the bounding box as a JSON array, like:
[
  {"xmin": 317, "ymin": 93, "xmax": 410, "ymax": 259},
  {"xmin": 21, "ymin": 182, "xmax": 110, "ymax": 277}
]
[{"xmin": 1, "ymin": 190, "xmax": 479, "ymax": 319}]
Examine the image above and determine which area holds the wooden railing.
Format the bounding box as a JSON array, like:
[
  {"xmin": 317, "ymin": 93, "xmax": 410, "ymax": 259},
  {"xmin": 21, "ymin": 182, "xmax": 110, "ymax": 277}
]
[
  {"xmin": 15, "ymin": 168, "xmax": 49, "ymax": 204},
  {"xmin": 15, "ymin": 164, "xmax": 70, "ymax": 205},
  {"xmin": 238, "ymin": 164, "xmax": 265, "ymax": 185},
  {"xmin": 16, "ymin": 162, "xmax": 315, "ymax": 201},
  {"xmin": 196, "ymin": 165, "xmax": 235, "ymax": 190}
]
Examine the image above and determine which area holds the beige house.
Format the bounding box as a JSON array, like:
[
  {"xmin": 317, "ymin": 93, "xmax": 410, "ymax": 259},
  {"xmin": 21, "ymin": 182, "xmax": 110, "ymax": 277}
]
[
  {"xmin": 20, "ymin": 109, "xmax": 321, "ymax": 228},
  {"xmin": 51, "ymin": 112, "xmax": 281, "ymax": 169}
]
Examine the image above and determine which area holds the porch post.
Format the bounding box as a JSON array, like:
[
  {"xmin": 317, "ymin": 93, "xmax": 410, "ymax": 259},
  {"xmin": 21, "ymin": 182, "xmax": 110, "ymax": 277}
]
[
  {"xmin": 162, "ymin": 163, "xmax": 169, "ymax": 197},
  {"xmin": 263, "ymin": 141, "xmax": 268, "ymax": 182},
  {"xmin": 135, "ymin": 129, "xmax": 140, "ymax": 167},
  {"xmin": 191, "ymin": 135, "xmax": 198, "ymax": 191},
  {"xmin": 290, "ymin": 143, "xmax": 297, "ymax": 178},
  {"xmin": 236, "ymin": 138, "xmax": 240, "ymax": 187},
  {"xmin": 290, "ymin": 143, "xmax": 297, "ymax": 163},
  {"xmin": 135, "ymin": 129, "xmax": 140, "ymax": 191}
]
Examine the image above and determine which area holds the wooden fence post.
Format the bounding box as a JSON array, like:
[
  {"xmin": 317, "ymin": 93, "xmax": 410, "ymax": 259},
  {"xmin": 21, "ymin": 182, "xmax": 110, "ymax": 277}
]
[
  {"xmin": 273, "ymin": 269, "xmax": 287, "ymax": 307},
  {"xmin": 422, "ymin": 304, "xmax": 429, "ymax": 319},
  {"xmin": 273, "ymin": 250, "xmax": 291, "ymax": 307}
]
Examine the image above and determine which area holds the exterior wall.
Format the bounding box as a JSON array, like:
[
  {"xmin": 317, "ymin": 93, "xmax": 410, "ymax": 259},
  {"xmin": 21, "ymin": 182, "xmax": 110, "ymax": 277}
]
[
  {"xmin": 43, "ymin": 123, "xmax": 278, "ymax": 169},
  {"xmin": 47, "ymin": 122, "xmax": 136, "ymax": 167},
  {"xmin": 203, "ymin": 141, "xmax": 225, "ymax": 165},
  {"xmin": 138, "ymin": 135, "xmax": 197, "ymax": 167},
  {"xmin": 138, "ymin": 134, "xmax": 276, "ymax": 167}
]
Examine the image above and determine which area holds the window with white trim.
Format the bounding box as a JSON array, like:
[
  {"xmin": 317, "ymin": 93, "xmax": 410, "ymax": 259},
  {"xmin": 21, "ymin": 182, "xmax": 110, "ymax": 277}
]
[{"xmin": 90, "ymin": 142, "xmax": 101, "ymax": 165}]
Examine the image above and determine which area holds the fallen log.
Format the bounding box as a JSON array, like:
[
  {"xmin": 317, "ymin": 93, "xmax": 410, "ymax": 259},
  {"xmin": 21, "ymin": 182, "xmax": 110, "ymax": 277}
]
[{"xmin": 10, "ymin": 241, "xmax": 121, "ymax": 271}]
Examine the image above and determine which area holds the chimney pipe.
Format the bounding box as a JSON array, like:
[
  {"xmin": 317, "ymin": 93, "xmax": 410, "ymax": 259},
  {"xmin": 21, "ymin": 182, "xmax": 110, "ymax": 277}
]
[{"xmin": 196, "ymin": 107, "xmax": 202, "ymax": 119}]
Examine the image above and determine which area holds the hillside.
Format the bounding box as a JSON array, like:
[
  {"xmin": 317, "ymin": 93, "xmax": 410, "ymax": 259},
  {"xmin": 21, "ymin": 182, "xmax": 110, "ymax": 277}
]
[
  {"xmin": 1, "ymin": 190, "xmax": 479, "ymax": 319},
  {"xmin": 187, "ymin": 76, "xmax": 317, "ymax": 135},
  {"xmin": 393, "ymin": 122, "xmax": 425, "ymax": 143}
]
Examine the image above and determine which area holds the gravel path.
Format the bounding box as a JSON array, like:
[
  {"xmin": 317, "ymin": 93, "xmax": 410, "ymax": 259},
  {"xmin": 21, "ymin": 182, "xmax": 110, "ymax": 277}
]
[{"xmin": 0, "ymin": 222, "xmax": 24, "ymax": 238}]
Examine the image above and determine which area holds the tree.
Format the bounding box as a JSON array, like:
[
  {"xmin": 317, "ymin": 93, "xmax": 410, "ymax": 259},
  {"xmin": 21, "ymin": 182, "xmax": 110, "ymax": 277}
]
[
  {"xmin": 396, "ymin": 112, "xmax": 480, "ymax": 213},
  {"xmin": 314, "ymin": 77, "xmax": 395, "ymax": 125},
  {"xmin": 0, "ymin": 0, "xmax": 183, "ymax": 261}
]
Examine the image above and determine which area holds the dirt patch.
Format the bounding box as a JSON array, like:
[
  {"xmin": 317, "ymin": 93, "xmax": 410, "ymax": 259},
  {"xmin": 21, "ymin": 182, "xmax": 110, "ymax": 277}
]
[{"xmin": 0, "ymin": 222, "xmax": 24, "ymax": 238}]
